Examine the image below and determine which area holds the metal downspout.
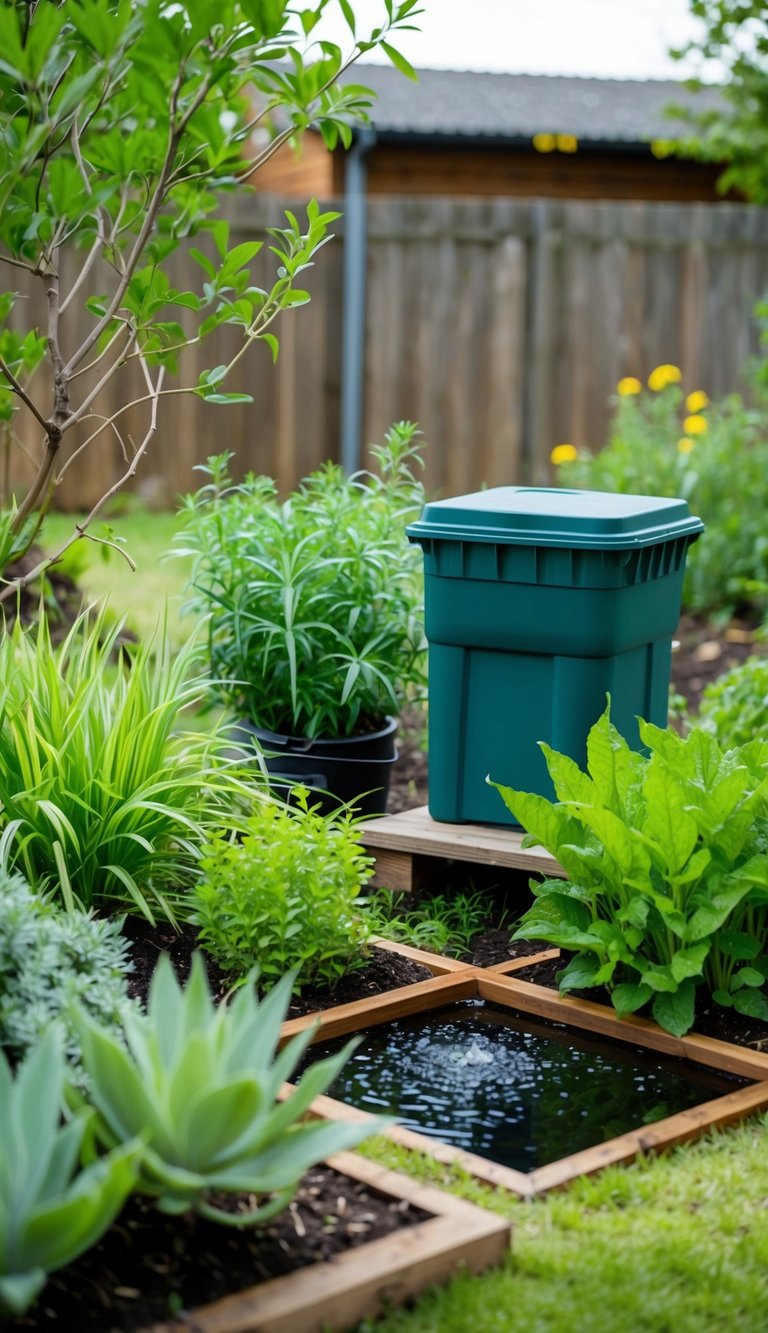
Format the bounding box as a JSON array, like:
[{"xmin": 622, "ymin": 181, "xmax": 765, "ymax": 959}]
[{"xmin": 340, "ymin": 128, "xmax": 376, "ymax": 474}]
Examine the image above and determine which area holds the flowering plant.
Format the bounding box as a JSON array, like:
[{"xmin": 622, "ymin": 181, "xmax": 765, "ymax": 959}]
[{"xmin": 552, "ymin": 370, "xmax": 768, "ymax": 618}]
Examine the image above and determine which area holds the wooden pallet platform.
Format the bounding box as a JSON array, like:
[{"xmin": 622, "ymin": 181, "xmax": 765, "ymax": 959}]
[{"xmin": 359, "ymin": 805, "xmax": 566, "ymax": 891}]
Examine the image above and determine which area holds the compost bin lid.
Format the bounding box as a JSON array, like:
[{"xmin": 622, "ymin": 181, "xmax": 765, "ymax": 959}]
[{"xmin": 407, "ymin": 487, "xmax": 704, "ymax": 550}]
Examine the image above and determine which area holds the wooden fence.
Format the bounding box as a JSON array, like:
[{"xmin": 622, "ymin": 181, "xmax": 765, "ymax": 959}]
[{"xmin": 11, "ymin": 194, "xmax": 768, "ymax": 509}]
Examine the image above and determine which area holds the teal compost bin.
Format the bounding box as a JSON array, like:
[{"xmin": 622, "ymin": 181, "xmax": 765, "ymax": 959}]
[{"xmin": 407, "ymin": 487, "xmax": 704, "ymax": 826}]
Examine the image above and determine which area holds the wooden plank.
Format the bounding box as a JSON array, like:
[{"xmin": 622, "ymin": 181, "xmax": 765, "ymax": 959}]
[
  {"xmin": 147, "ymin": 1150, "xmax": 510, "ymax": 1333},
  {"xmin": 477, "ymin": 976, "xmax": 768, "ymax": 1081},
  {"xmin": 279, "ymin": 970, "xmax": 480, "ymax": 1045},
  {"xmin": 369, "ymin": 847, "xmax": 415, "ymax": 892},
  {"xmin": 526, "ymin": 1081, "xmax": 768, "ymax": 1196},
  {"xmin": 292, "ymin": 1091, "xmax": 535, "ymax": 1200},
  {"xmin": 360, "ymin": 806, "xmax": 565, "ymax": 878},
  {"xmin": 486, "ymin": 949, "xmax": 561, "ymax": 975},
  {"xmin": 369, "ymin": 936, "xmax": 475, "ymax": 975}
]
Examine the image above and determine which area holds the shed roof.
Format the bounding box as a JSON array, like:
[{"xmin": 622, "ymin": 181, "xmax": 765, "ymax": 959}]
[{"xmin": 343, "ymin": 65, "xmax": 724, "ymax": 146}]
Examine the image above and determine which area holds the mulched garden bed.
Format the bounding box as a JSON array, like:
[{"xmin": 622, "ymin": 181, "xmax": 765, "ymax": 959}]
[
  {"xmin": 123, "ymin": 916, "xmax": 434, "ymax": 1017},
  {"xmin": 10, "ymin": 1164, "xmax": 430, "ymax": 1331}
]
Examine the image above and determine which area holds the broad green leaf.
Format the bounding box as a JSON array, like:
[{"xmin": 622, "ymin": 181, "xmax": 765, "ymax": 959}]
[
  {"xmin": 555, "ymin": 953, "xmax": 602, "ymax": 992},
  {"xmin": 642, "ymin": 759, "xmax": 699, "ymax": 876},
  {"xmin": 652, "ymin": 980, "xmax": 696, "ymax": 1036},
  {"xmin": 612, "ymin": 981, "xmax": 653, "ymax": 1015}
]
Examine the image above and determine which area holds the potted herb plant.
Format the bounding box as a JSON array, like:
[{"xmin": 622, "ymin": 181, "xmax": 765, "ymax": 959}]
[{"xmin": 177, "ymin": 422, "xmax": 427, "ymax": 814}]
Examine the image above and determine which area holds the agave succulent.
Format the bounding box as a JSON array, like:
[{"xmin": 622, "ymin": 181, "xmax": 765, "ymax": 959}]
[
  {"xmin": 74, "ymin": 953, "xmax": 388, "ymax": 1224},
  {"xmin": 0, "ymin": 1030, "xmax": 142, "ymax": 1317}
]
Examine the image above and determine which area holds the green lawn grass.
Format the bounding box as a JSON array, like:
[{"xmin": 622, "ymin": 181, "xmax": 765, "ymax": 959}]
[
  {"xmin": 42, "ymin": 509, "xmax": 193, "ymax": 646},
  {"xmin": 358, "ymin": 1121, "xmax": 768, "ymax": 1332}
]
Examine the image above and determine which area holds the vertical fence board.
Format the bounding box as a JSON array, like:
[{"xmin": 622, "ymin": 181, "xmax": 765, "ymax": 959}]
[{"xmin": 8, "ymin": 195, "xmax": 768, "ymax": 509}]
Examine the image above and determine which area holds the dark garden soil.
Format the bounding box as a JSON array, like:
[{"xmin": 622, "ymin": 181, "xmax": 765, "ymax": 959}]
[
  {"xmin": 10, "ymin": 1164, "xmax": 429, "ymax": 1331},
  {"xmin": 122, "ymin": 916, "xmax": 434, "ymax": 1017}
]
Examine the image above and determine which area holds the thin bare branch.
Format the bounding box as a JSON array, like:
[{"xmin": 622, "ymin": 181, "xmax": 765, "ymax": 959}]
[
  {"xmin": 78, "ymin": 526, "xmax": 137, "ymax": 570},
  {"xmin": 69, "ymin": 319, "xmax": 131, "ymax": 381},
  {"xmin": 56, "ymin": 410, "xmax": 130, "ymax": 481},
  {"xmin": 0, "ymin": 356, "xmax": 50, "ymax": 432},
  {"xmin": 62, "ymin": 63, "xmax": 217, "ymax": 378},
  {"xmin": 59, "ymin": 231, "xmax": 103, "ymax": 316},
  {"xmin": 62, "ymin": 327, "xmax": 134, "ymax": 430},
  {"xmin": 0, "ymin": 252, "xmax": 46, "ymax": 276}
]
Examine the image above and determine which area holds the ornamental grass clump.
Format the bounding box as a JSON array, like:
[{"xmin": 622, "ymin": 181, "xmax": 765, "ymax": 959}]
[
  {"xmin": 493, "ymin": 707, "xmax": 768, "ymax": 1037},
  {"xmin": 73, "ymin": 953, "xmax": 389, "ymax": 1223},
  {"xmin": 177, "ymin": 422, "xmax": 426, "ymax": 739},
  {"xmin": 554, "ymin": 370, "xmax": 768, "ymax": 618},
  {"xmin": 0, "ymin": 607, "xmax": 254, "ymax": 922},
  {"xmin": 192, "ymin": 788, "xmax": 374, "ymax": 989}
]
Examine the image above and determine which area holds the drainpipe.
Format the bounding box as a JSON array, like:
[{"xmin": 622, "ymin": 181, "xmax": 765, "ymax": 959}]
[{"xmin": 340, "ymin": 128, "xmax": 376, "ymax": 475}]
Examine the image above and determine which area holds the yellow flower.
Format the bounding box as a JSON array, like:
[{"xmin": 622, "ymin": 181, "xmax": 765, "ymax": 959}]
[
  {"xmin": 533, "ymin": 132, "xmax": 557, "ymax": 153},
  {"xmin": 616, "ymin": 376, "xmax": 642, "ymax": 396},
  {"xmin": 683, "ymin": 414, "xmax": 707, "ymax": 435},
  {"xmin": 677, "ymin": 437, "xmax": 695, "ymax": 454},
  {"xmin": 648, "ymin": 364, "xmax": 683, "ymax": 392},
  {"xmin": 550, "ymin": 443, "xmax": 578, "ymax": 465},
  {"xmin": 685, "ymin": 390, "xmax": 709, "ymax": 413},
  {"xmin": 556, "ymin": 134, "xmax": 578, "ymax": 153}
]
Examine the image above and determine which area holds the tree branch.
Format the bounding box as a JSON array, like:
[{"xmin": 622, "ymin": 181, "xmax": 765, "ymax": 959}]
[{"xmin": 0, "ymin": 356, "xmax": 50, "ymax": 432}]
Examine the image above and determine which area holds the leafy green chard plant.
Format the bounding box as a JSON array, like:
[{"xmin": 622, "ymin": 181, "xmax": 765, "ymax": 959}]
[
  {"xmin": 698, "ymin": 655, "xmax": 768, "ymax": 750},
  {"xmin": 0, "ymin": 871, "xmax": 136, "ymax": 1091},
  {"xmin": 492, "ymin": 708, "xmax": 768, "ymax": 1037},
  {"xmin": 0, "ymin": 606, "xmax": 254, "ymax": 922},
  {"xmin": 0, "ymin": 1029, "xmax": 142, "ymax": 1318},
  {"xmin": 0, "ymin": 0, "xmax": 420, "ymax": 596},
  {"xmin": 558, "ymin": 382, "xmax": 768, "ymax": 618},
  {"xmin": 177, "ymin": 422, "xmax": 426, "ymax": 738},
  {"xmin": 192, "ymin": 788, "xmax": 373, "ymax": 989},
  {"xmin": 73, "ymin": 953, "xmax": 389, "ymax": 1223}
]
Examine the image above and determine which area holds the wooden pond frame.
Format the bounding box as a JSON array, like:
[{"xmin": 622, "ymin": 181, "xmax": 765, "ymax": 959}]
[
  {"xmin": 280, "ymin": 947, "xmax": 768, "ymax": 1200},
  {"xmin": 147, "ymin": 1149, "xmax": 509, "ymax": 1333}
]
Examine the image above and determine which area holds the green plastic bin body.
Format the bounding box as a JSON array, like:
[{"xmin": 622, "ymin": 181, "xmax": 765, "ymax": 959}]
[{"xmin": 407, "ymin": 487, "xmax": 704, "ymax": 826}]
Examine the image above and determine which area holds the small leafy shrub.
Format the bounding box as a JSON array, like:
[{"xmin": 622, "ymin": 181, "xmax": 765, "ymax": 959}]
[
  {"xmin": 192, "ymin": 789, "xmax": 374, "ymax": 989},
  {"xmin": 74, "ymin": 954, "xmax": 389, "ymax": 1223},
  {"xmin": 363, "ymin": 886, "xmax": 499, "ymax": 957},
  {"xmin": 177, "ymin": 422, "xmax": 427, "ymax": 738},
  {"xmin": 0, "ymin": 1029, "xmax": 141, "ymax": 1317},
  {"xmin": 493, "ymin": 707, "xmax": 768, "ymax": 1037},
  {"xmin": 698, "ymin": 654, "xmax": 768, "ymax": 749},
  {"xmin": 0, "ymin": 871, "xmax": 135, "ymax": 1090},
  {"xmin": 555, "ymin": 372, "xmax": 768, "ymax": 618},
  {"xmin": 0, "ymin": 608, "xmax": 253, "ymax": 921}
]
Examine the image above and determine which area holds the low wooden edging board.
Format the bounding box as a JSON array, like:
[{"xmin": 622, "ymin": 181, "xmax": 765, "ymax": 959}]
[
  {"xmin": 281, "ymin": 969, "xmax": 768, "ymax": 1200},
  {"xmin": 147, "ymin": 1150, "xmax": 509, "ymax": 1333},
  {"xmin": 360, "ymin": 804, "xmax": 565, "ymax": 891}
]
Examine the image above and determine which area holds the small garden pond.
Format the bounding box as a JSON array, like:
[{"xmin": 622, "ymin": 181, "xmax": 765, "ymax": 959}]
[{"xmin": 300, "ymin": 1000, "xmax": 744, "ymax": 1171}]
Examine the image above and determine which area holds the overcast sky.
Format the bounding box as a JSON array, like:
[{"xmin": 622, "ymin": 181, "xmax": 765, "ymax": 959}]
[{"xmin": 318, "ymin": 0, "xmax": 709, "ymax": 81}]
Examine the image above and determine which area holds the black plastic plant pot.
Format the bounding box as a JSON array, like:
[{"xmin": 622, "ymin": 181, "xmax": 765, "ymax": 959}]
[{"xmin": 231, "ymin": 716, "xmax": 399, "ymax": 818}]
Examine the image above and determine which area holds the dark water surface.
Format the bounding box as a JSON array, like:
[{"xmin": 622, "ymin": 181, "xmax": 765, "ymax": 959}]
[{"xmin": 300, "ymin": 1001, "xmax": 742, "ymax": 1171}]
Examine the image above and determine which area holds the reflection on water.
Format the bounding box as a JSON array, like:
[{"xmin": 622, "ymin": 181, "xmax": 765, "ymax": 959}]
[{"xmin": 300, "ymin": 1001, "xmax": 741, "ymax": 1172}]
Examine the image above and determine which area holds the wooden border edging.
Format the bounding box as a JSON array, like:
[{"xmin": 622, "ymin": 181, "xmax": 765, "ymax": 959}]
[
  {"xmin": 477, "ymin": 975, "xmax": 768, "ymax": 1082},
  {"xmin": 281, "ymin": 967, "xmax": 768, "ymax": 1199},
  {"xmin": 369, "ymin": 935, "xmax": 474, "ymax": 974},
  {"xmin": 147, "ymin": 1151, "xmax": 510, "ymax": 1333}
]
